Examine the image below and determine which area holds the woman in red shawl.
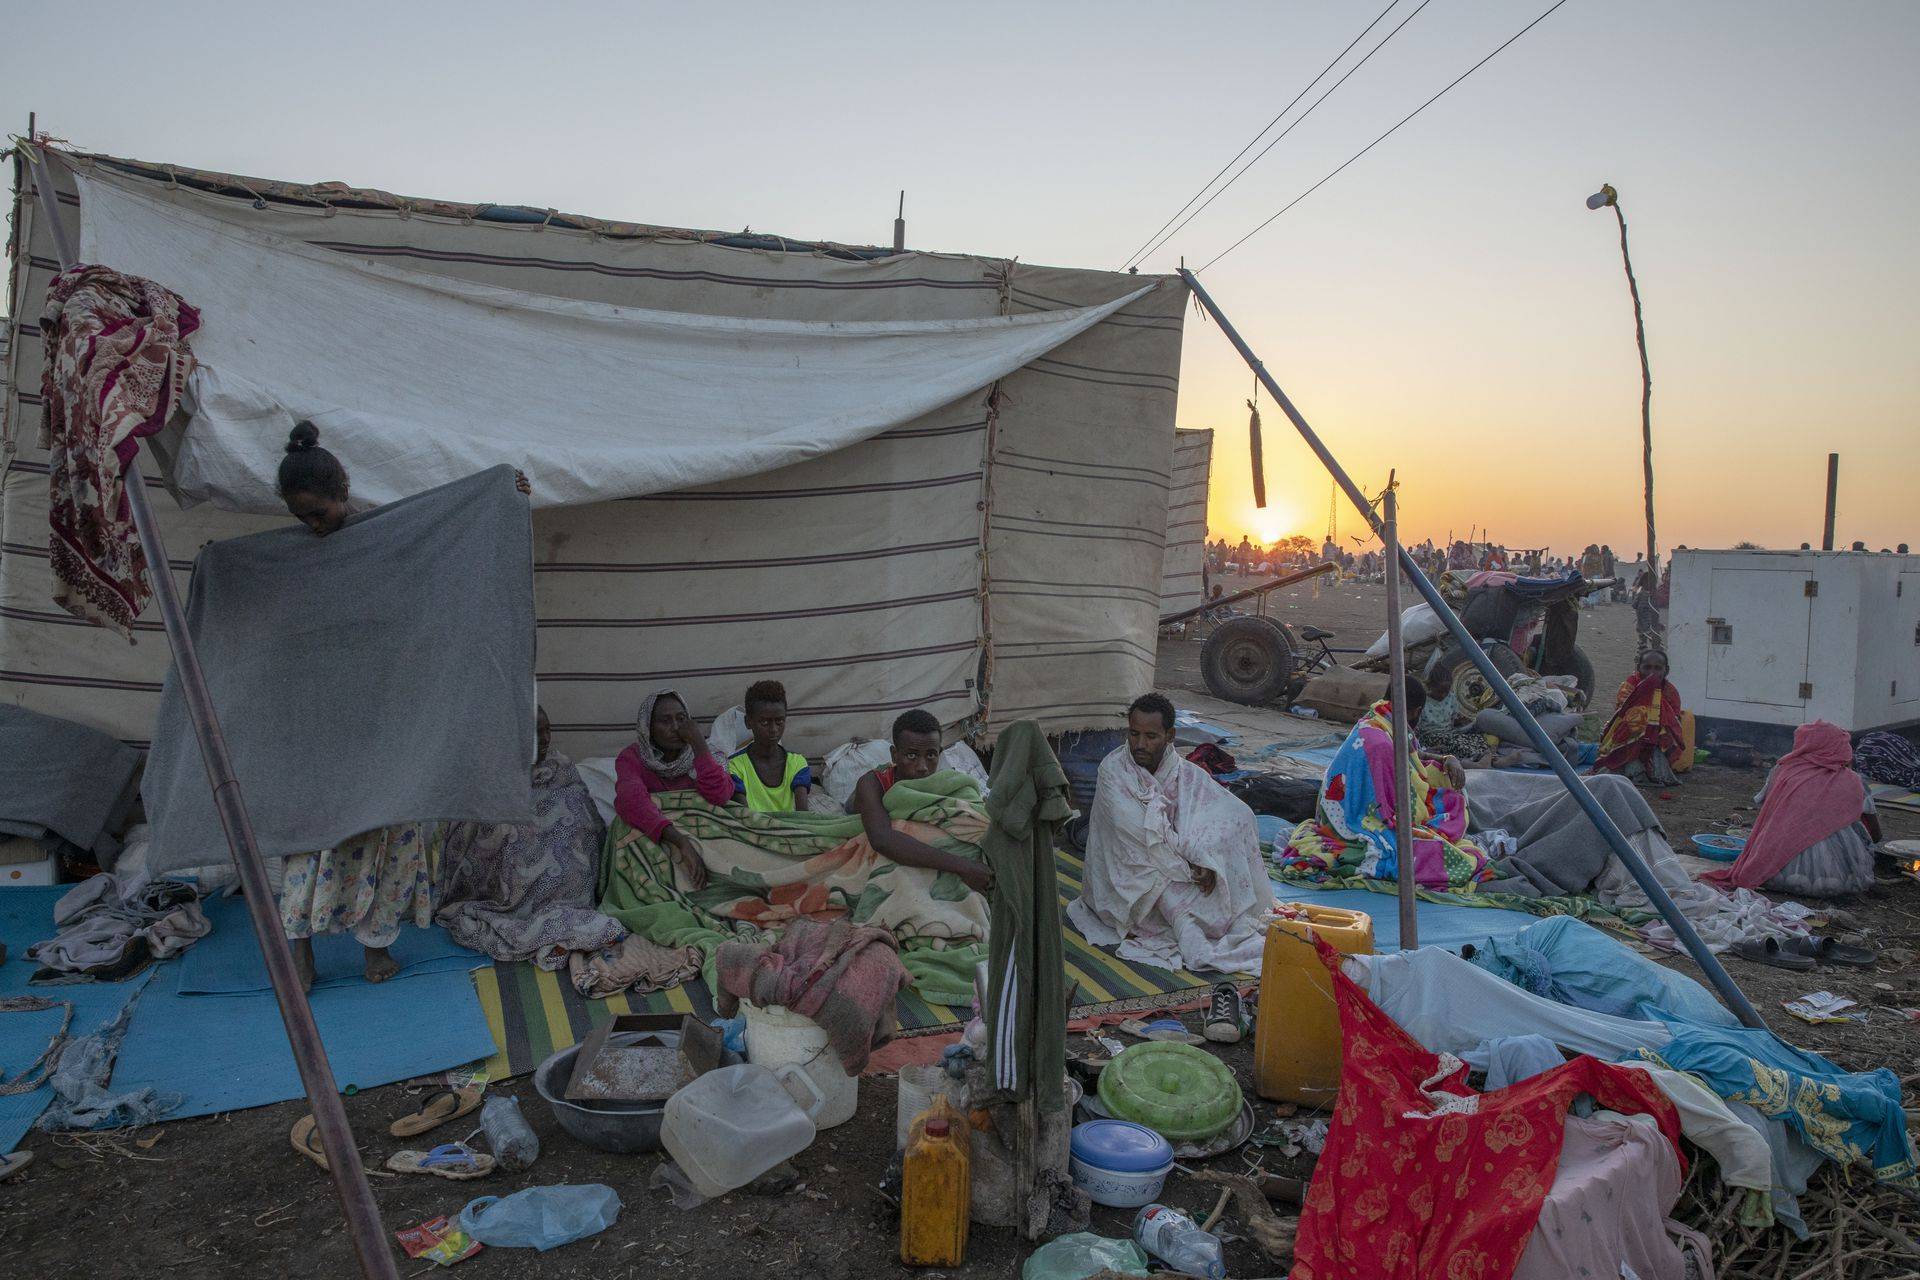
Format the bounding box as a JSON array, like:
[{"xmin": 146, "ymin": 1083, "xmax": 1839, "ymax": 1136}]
[
  {"xmin": 1706, "ymin": 721, "xmax": 1881, "ymax": 896},
  {"xmin": 1596, "ymin": 649, "xmax": 1689, "ymax": 786}
]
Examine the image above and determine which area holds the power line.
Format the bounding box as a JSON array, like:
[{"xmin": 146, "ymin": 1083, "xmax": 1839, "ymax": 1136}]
[
  {"xmin": 1200, "ymin": 0, "xmax": 1575, "ymax": 272},
  {"xmin": 1117, "ymin": 0, "xmax": 1403, "ymax": 273},
  {"xmin": 1129, "ymin": 0, "xmax": 1438, "ymax": 272}
]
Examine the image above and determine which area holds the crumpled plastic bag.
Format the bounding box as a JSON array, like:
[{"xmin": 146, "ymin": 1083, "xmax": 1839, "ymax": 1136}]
[
  {"xmin": 457, "ymin": 1184, "xmax": 620, "ymax": 1251},
  {"xmin": 1020, "ymin": 1232, "xmax": 1149, "ymax": 1280}
]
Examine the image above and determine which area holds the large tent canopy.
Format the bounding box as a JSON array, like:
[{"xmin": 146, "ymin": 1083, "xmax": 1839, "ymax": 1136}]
[{"xmin": 3, "ymin": 146, "xmax": 1188, "ymax": 758}]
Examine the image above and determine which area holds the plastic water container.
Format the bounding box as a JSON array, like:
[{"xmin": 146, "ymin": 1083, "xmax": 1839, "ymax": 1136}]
[
  {"xmin": 660, "ymin": 1063, "xmax": 826, "ymax": 1199},
  {"xmin": 899, "ymin": 1101, "xmax": 970, "ymax": 1266},
  {"xmin": 742, "ymin": 1000, "xmax": 858, "ymax": 1130},
  {"xmin": 1133, "ymin": 1203, "xmax": 1225, "ymax": 1280},
  {"xmin": 1255, "ymin": 904, "xmax": 1373, "ymax": 1105},
  {"xmin": 479, "ymin": 1095, "xmax": 539, "ymax": 1172},
  {"xmin": 895, "ymin": 1064, "xmax": 968, "ymax": 1149},
  {"xmin": 1067, "ymin": 1120, "xmax": 1174, "ymax": 1209}
]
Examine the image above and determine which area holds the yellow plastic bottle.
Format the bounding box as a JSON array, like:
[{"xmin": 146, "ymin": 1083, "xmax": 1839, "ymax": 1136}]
[
  {"xmin": 1254, "ymin": 904, "xmax": 1374, "ymax": 1105},
  {"xmin": 900, "ymin": 1101, "xmax": 971, "ymax": 1267}
]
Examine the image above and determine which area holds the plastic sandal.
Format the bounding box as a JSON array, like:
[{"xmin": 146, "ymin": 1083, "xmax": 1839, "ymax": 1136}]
[
  {"xmin": 1782, "ymin": 936, "xmax": 1877, "ymax": 969},
  {"xmin": 290, "ymin": 1114, "xmax": 395, "ymax": 1177},
  {"xmin": 389, "ymin": 1085, "xmax": 484, "ymax": 1138},
  {"xmin": 0, "ymin": 1151, "xmax": 32, "ymax": 1182},
  {"xmin": 386, "ymin": 1142, "xmax": 496, "ymax": 1180},
  {"xmin": 1729, "ymin": 938, "xmax": 1816, "ymax": 971}
]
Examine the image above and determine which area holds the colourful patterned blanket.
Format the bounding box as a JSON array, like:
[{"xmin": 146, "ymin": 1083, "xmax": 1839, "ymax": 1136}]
[
  {"xmin": 1282, "ymin": 702, "xmax": 1492, "ymax": 890},
  {"xmin": 597, "ymin": 770, "xmax": 990, "ymax": 1004}
]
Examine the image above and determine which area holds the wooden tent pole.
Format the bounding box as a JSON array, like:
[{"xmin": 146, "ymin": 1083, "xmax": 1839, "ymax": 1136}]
[
  {"xmin": 1382, "ymin": 482, "xmax": 1418, "ymax": 950},
  {"xmin": 26, "ymin": 139, "xmax": 401, "ymax": 1280}
]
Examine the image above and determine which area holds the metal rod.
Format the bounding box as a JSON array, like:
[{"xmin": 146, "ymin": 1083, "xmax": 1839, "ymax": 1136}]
[
  {"xmin": 1179, "ymin": 266, "xmax": 1764, "ymax": 1028},
  {"xmin": 27, "ymin": 143, "xmax": 401, "ymax": 1280},
  {"xmin": 1822, "ymin": 453, "xmax": 1838, "ymax": 551},
  {"xmin": 1382, "ymin": 484, "xmax": 1418, "ymax": 950},
  {"xmin": 1159, "ymin": 559, "xmax": 1337, "ymax": 626}
]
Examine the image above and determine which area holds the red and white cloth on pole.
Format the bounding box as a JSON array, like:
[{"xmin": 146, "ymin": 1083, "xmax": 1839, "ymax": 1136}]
[
  {"xmin": 39, "ymin": 265, "xmax": 200, "ymax": 638},
  {"xmin": 1291, "ymin": 935, "xmax": 1684, "ymax": 1280}
]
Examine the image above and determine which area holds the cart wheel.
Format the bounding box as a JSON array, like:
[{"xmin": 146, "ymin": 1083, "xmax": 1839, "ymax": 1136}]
[
  {"xmin": 1423, "ymin": 641, "xmax": 1526, "ymax": 715},
  {"xmin": 1200, "ymin": 616, "xmax": 1297, "ymax": 705}
]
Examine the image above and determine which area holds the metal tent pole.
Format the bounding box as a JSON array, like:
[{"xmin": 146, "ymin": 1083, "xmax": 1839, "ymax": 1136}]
[
  {"xmin": 1178, "ymin": 266, "xmax": 1763, "ymax": 1029},
  {"xmin": 1382, "ymin": 484, "xmax": 1418, "ymax": 951},
  {"xmin": 25, "ymin": 141, "xmax": 402, "ymax": 1280}
]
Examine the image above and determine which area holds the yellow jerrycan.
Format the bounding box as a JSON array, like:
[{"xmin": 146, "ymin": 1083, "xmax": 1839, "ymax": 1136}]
[{"xmin": 1254, "ymin": 904, "xmax": 1373, "ymax": 1105}]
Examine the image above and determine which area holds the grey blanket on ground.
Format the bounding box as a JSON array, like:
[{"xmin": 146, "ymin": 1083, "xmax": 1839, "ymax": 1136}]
[
  {"xmin": 0, "ymin": 705, "xmax": 141, "ymax": 863},
  {"xmin": 1468, "ymin": 770, "xmax": 1664, "ymax": 898},
  {"xmin": 142, "ymin": 466, "xmax": 535, "ymax": 872}
]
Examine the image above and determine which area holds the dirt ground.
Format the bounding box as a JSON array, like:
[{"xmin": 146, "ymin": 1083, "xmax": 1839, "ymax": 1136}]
[{"xmin": 3, "ymin": 579, "xmax": 1915, "ymax": 1278}]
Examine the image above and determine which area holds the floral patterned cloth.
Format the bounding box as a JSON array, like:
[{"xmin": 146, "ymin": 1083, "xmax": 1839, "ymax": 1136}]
[
  {"xmin": 39, "ymin": 265, "xmax": 200, "ymax": 636},
  {"xmin": 1282, "ymin": 701, "xmax": 1491, "ymax": 890},
  {"xmin": 1292, "ymin": 936, "xmax": 1683, "ymax": 1280},
  {"xmin": 435, "ymin": 752, "xmax": 625, "ymax": 967},
  {"xmin": 280, "ymin": 822, "xmax": 441, "ymax": 948},
  {"xmin": 1635, "ymin": 1024, "xmax": 1917, "ymax": 1189}
]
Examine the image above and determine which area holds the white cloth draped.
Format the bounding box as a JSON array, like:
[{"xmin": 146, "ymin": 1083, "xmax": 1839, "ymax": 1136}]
[{"xmin": 1067, "ymin": 746, "xmax": 1274, "ymax": 974}]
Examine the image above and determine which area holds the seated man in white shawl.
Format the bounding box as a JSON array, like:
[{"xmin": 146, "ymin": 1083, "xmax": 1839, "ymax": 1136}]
[{"xmin": 1068, "ymin": 693, "xmax": 1275, "ymax": 974}]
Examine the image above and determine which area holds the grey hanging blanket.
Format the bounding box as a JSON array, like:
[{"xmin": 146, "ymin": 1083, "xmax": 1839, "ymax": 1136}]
[{"xmin": 142, "ymin": 466, "xmax": 535, "ymax": 871}]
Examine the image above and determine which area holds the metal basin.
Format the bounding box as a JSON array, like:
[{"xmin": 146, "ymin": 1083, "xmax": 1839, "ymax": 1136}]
[{"xmin": 533, "ymin": 1030, "xmax": 740, "ymax": 1155}]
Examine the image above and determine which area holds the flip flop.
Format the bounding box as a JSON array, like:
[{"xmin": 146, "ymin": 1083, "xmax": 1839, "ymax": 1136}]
[
  {"xmin": 1782, "ymin": 936, "xmax": 1878, "ymax": 969},
  {"xmin": 0, "ymin": 1151, "xmax": 31, "ymax": 1182},
  {"xmin": 290, "ymin": 1115, "xmax": 396, "ymax": 1177},
  {"xmin": 389, "ymin": 1085, "xmax": 485, "ymax": 1138},
  {"xmin": 385, "ymin": 1143, "xmax": 495, "ymax": 1180},
  {"xmin": 1729, "ymin": 938, "xmax": 1816, "ymax": 971}
]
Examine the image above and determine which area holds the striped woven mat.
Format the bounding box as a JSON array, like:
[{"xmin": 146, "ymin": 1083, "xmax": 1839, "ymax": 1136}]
[{"xmin": 469, "ymin": 846, "xmax": 1218, "ymax": 1080}]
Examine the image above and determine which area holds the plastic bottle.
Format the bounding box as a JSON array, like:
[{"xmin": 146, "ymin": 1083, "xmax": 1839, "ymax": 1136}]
[
  {"xmin": 900, "ymin": 1101, "xmax": 970, "ymax": 1267},
  {"xmin": 479, "ymin": 1095, "xmax": 539, "ymax": 1172},
  {"xmin": 1132, "ymin": 1203, "xmax": 1225, "ymax": 1280}
]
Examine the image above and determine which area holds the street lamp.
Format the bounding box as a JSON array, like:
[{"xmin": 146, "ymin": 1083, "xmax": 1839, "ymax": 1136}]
[{"xmin": 1588, "ymin": 182, "xmax": 1659, "ymax": 647}]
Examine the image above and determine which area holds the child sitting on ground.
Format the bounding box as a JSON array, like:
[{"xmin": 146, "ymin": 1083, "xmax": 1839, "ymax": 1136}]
[
  {"xmin": 726, "ymin": 680, "xmax": 813, "ymax": 813},
  {"xmin": 849, "ymin": 709, "xmax": 993, "ymax": 895}
]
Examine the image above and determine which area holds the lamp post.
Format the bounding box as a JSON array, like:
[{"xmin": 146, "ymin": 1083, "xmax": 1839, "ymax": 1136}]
[{"xmin": 1588, "ymin": 183, "xmax": 1658, "ymax": 627}]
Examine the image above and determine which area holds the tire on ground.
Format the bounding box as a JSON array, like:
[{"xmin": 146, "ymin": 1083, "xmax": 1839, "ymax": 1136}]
[
  {"xmin": 1200, "ymin": 616, "xmax": 1297, "ymax": 706},
  {"xmin": 1422, "ymin": 640, "xmax": 1526, "ymax": 716}
]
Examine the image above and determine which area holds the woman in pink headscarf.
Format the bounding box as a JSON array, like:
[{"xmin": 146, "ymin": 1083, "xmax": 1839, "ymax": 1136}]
[{"xmin": 1707, "ymin": 721, "xmax": 1881, "ymax": 897}]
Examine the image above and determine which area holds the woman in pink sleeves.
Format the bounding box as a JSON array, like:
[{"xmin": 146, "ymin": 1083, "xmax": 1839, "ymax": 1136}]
[{"xmin": 613, "ymin": 690, "xmax": 741, "ymax": 889}]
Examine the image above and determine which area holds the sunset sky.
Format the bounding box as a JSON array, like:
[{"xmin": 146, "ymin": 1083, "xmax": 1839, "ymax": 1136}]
[{"xmin": 5, "ymin": 1, "xmax": 1915, "ymax": 554}]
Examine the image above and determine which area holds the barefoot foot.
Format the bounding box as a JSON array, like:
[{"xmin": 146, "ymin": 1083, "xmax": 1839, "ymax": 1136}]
[
  {"xmin": 364, "ymin": 946, "xmax": 400, "ymax": 983},
  {"xmin": 291, "ymin": 937, "xmax": 315, "ymax": 993}
]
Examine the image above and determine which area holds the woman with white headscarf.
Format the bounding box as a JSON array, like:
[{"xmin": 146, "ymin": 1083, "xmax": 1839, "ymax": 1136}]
[{"xmin": 613, "ymin": 690, "xmax": 741, "ymax": 889}]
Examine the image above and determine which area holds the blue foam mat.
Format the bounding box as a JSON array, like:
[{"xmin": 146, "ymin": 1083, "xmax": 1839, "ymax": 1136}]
[
  {"xmin": 178, "ymin": 897, "xmax": 482, "ymax": 995},
  {"xmin": 1269, "ymin": 876, "xmax": 1538, "ymax": 953},
  {"xmin": 1, "ymin": 889, "xmax": 495, "ymax": 1149}
]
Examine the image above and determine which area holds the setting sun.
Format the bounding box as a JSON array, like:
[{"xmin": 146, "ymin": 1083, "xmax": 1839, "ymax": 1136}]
[{"xmin": 1247, "ymin": 504, "xmax": 1294, "ymax": 545}]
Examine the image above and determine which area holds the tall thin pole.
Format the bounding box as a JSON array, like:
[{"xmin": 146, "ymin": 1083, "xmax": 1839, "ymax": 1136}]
[
  {"xmin": 26, "ymin": 141, "xmax": 401, "ymax": 1280},
  {"xmin": 1609, "ymin": 194, "xmax": 1658, "ymax": 593},
  {"xmin": 1822, "ymin": 453, "xmax": 1838, "ymax": 551},
  {"xmin": 1382, "ymin": 482, "xmax": 1417, "ymax": 950},
  {"xmin": 1178, "ymin": 266, "xmax": 1763, "ymax": 1029}
]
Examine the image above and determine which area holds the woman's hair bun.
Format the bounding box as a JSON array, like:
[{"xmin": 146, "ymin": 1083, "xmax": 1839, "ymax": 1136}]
[{"xmin": 286, "ymin": 421, "xmax": 320, "ymax": 454}]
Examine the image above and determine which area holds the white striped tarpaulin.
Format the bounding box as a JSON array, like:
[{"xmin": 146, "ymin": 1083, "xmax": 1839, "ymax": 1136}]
[
  {"xmin": 1, "ymin": 149, "xmax": 1187, "ymax": 758},
  {"xmin": 1159, "ymin": 428, "xmax": 1214, "ymax": 616}
]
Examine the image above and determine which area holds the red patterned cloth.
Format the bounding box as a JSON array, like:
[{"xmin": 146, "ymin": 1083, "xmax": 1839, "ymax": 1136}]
[
  {"xmin": 40, "ymin": 265, "xmax": 200, "ymax": 637},
  {"xmin": 1292, "ymin": 937, "xmax": 1684, "ymax": 1280}
]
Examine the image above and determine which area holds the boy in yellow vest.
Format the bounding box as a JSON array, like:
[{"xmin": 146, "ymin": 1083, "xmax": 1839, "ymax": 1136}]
[{"xmin": 726, "ymin": 680, "xmax": 813, "ymax": 812}]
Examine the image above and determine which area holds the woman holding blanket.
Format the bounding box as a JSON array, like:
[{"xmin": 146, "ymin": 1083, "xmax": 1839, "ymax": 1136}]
[
  {"xmin": 1595, "ymin": 649, "xmax": 1691, "ymax": 786},
  {"xmin": 273, "ymin": 423, "xmax": 527, "ymax": 989},
  {"xmin": 614, "ymin": 690, "xmax": 742, "ymax": 890}
]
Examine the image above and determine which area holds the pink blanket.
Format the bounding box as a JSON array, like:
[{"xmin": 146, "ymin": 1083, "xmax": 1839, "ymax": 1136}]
[{"xmin": 1707, "ymin": 721, "xmax": 1863, "ymax": 889}]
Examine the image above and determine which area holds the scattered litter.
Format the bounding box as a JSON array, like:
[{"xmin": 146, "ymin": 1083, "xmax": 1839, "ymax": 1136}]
[
  {"xmin": 649, "ymin": 1159, "xmax": 709, "ymax": 1211},
  {"xmin": 1252, "ymin": 1116, "xmax": 1329, "ymax": 1158},
  {"xmin": 478, "ymin": 1095, "xmax": 539, "ymax": 1172},
  {"xmin": 1096, "ymin": 1036, "xmax": 1129, "ymax": 1058},
  {"xmin": 1782, "ymin": 992, "xmax": 1866, "ymax": 1025},
  {"xmin": 395, "ymin": 1215, "xmax": 483, "ymax": 1267},
  {"xmin": 457, "ymin": 1184, "xmax": 621, "ymax": 1251},
  {"xmin": 1020, "ymin": 1231, "xmax": 1150, "ymax": 1280}
]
